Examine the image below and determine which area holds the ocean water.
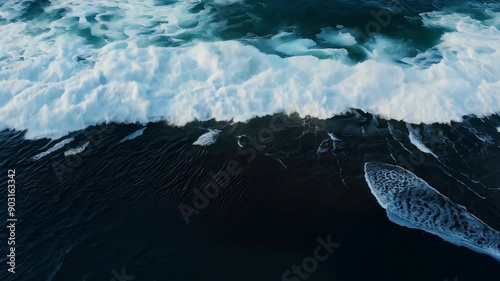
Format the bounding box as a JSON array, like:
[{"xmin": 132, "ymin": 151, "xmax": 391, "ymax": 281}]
[
  {"xmin": 0, "ymin": 0, "xmax": 500, "ymax": 280},
  {"xmin": 0, "ymin": 0, "xmax": 499, "ymax": 139}
]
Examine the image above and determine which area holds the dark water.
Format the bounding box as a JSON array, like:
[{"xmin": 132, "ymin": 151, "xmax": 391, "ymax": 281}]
[
  {"xmin": 1, "ymin": 0, "xmax": 500, "ymax": 280},
  {"xmin": 1, "ymin": 111, "xmax": 499, "ymax": 281}
]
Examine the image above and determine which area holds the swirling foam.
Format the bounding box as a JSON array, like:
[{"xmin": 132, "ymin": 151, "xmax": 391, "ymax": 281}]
[
  {"xmin": 0, "ymin": 1, "xmax": 499, "ymax": 139},
  {"xmin": 364, "ymin": 162, "xmax": 500, "ymax": 261}
]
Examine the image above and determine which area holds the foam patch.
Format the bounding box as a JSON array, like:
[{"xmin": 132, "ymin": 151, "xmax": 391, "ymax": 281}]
[
  {"xmin": 364, "ymin": 162, "xmax": 500, "ymax": 261},
  {"xmin": 0, "ymin": 1, "xmax": 499, "ymax": 139},
  {"xmin": 193, "ymin": 129, "xmax": 221, "ymax": 146}
]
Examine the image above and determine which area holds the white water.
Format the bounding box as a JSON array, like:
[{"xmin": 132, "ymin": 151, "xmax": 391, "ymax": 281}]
[
  {"xmin": 32, "ymin": 137, "xmax": 74, "ymax": 160},
  {"xmin": 0, "ymin": 1, "xmax": 499, "ymax": 139},
  {"xmin": 120, "ymin": 128, "xmax": 146, "ymax": 143},
  {"xmin": 364, "ymin": 162, "xmax": 500, "ymax": 261},
  {"xmin": 406, "ymin": 124, "xmax": 438, "ymax": 158},
  {"xmin": 193, "ymin": 129, "xmax": 221, "ymax": 146}
]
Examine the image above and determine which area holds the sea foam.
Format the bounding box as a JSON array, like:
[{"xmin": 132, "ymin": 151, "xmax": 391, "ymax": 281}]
[
  {"xmin": 364, "ymin": 162, "xmax": 500, "ymax": 261},
  {"xmin": 0, "ymin": 1, "xmax": 499, "ymax": 139},
  {"xmin": 32, "ymin": 137, "xmax": 74, "ymax": 160},
  {"xmin": 64, "ymin": 141, "xmax": 89, "ymax": 156},
  {"xmin": 193, "ymin": 129, "xmax": 221, "ymax": 146},
  {"xmin": 120, "ymin": 128, "xmax": 146, "ymax": 143},
  {"xmin": 406, "ymin": 124, "xmax": 438, "ymax": 158}
]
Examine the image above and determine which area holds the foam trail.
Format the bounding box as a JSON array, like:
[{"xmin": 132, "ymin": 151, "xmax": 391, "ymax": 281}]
[
  {"xmin": 388, "ymin": 123, "xmax": 412, "ymax": 154},
  {"xmin": 364, "ymin": 162, "xmax": 500, "ymax": 261},
  {"xmin": 462, "ymin": 119, "xmax": 494, "ymax": 143},
  {"xmin": 64, "ymin": 141, "xmax": 90, "ymax": 156},
  {"xmin": 120, "ymin": 128, "xmax": 146, "ymax": 143},
  {"xmin": 328, "ymin": 133, "xmax": 341, "ymax": 142},
  {"xmin": 193, "ymin": 129, "xmax": 221, "ymax": 146},
  {"xmin": 32, "ymin": 137, "xmax": 74, "ymax": 161},
  {"xmin": 406, "ymin": 124, "xmax": 438, "ymax": 158},
  {"xmin": 317, "ymin": 139, "xmax": 333, "ymax": 154}
]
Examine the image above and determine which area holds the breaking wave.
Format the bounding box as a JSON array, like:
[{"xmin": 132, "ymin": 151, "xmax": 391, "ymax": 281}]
[{"xmin": 0, "ymin": 1, "xmax": 499, "ymax": 139}]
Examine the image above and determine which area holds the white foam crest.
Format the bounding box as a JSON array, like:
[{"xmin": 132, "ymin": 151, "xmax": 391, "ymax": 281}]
[
  {"xmin": 261, "ymin": 32, "xmax": 350, "ymax": 59},
  {"xmin": 193, "ymin": 129, "xmax": 221, "ymax": 146},
  {"xmin": 317, "ymin": 28, "xmax": 357, "ymax": 46},
  {"xmin": 1, "ymin": 4, "xmax": 500, "ymax": 139},
  {"xmin": 32, "ymin": 137, "xmax": 74, "ymax": 161},
  {"xmin": 364, "ymin": 162, "xmax": 500, "ymax": 261},
  {"xmin": 64, "ymin": 141, "xmax": 89, "ymax": 156},
  {"xmin": 364, "ymin": 36, "xmax": 413, "ymax": 62}
]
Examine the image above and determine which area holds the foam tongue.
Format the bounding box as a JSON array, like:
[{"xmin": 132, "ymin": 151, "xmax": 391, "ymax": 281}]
[{"xmin": 364, "ymin": 162, "xmax": 500, "ymax": 262}]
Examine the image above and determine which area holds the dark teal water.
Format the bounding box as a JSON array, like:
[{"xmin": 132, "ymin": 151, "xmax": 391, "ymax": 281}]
[
  {"xmin": 1, "ymin": 112, "xmax": 500, "ymax": 281},
  {"xmin": 1, "ymin": 0, "xmax": 500, "ymax": 280}
]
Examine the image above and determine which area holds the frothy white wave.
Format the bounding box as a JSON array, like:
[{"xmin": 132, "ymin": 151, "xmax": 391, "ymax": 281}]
[
  {"xmin": 64, "ymin": 141, "xmax": 89, "ymax": 156},
  {"xmin": 364, "ymin": 162, "xmax": 500, "ymax": 261},
  {"xmin": 193, "ymin": 129, "xmax": 221, "ymax": 146},
  {"xmin": 0, "ymin": 1, "xmax": 499, "ymax": 139},
  {"xmin": 32, "ymin": 137, "xmax": 74, "ymax": 160}
]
